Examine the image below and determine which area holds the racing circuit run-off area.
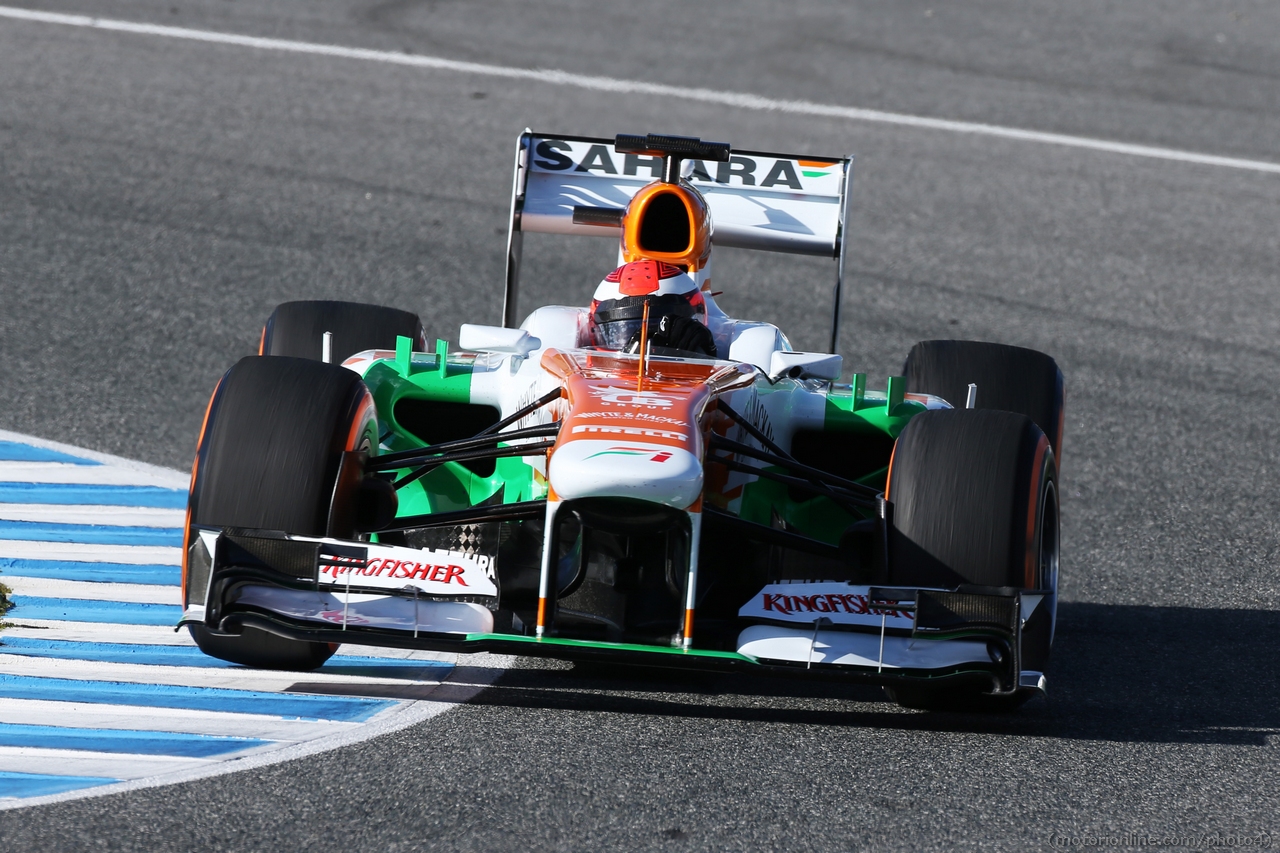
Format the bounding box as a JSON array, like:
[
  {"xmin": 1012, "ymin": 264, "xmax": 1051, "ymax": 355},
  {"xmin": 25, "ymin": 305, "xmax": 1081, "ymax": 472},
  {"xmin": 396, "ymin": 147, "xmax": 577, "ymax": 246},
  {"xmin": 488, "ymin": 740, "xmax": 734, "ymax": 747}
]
[
  {"xmin": 0, "ymin": 432, "xmax": 496, "ymax": 806},
  {"xmin": 1, "ymin": 1, "xmax": 1279, "ymax": 849}
]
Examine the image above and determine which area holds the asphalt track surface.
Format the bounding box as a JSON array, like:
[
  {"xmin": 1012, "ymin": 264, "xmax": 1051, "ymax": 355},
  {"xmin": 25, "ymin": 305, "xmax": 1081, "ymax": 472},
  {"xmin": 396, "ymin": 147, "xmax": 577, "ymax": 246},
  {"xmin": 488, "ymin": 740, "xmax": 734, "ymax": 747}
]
[{"xmin": 1, "ymin": 1, "xmax": 1278, "ymax": 849}]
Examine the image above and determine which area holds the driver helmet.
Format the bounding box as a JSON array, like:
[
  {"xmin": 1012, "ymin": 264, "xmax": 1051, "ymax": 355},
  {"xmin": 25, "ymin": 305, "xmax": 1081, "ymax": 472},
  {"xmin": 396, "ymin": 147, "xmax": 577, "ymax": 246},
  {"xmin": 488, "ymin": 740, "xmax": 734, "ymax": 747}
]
[{"xmin": 588, "ymin": 260, "xmax": 705, "ymax": 351}]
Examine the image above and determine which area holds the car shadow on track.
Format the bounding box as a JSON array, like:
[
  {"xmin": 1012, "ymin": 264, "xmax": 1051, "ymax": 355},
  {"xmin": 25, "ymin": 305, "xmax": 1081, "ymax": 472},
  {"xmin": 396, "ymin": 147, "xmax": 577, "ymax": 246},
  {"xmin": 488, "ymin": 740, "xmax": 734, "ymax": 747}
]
[{"xmin": 461, "ymin": 603, "xmax": 1280, "ymax": 745}]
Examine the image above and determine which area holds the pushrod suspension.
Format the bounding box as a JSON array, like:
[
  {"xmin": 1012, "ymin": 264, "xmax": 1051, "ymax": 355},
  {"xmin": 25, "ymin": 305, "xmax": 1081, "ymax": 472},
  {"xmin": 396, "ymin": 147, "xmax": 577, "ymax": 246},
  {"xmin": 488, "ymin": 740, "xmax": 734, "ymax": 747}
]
[
  {"xmin": 479, "ymin": 386, "xmax": 563, "ymax": 437},
  {"xmin": 369, "ymin": 422, "xmax": 559, "ymax": 472},
  {"xmin": 376, "ymin": 499, "xmax": 548, "ymax": 532},
  {"xmin": 715, "ymin": 399, "xmax": 795, "ymax": 462},
  {"xmin": 390, "ymin": 440, "xmax": 555, "ymax": 490},
  {"xmin": 704, "ymin": 454, "xmax": 877, "ymax": 511},
  {"xmin": 707, "ymin": 434, "xmax": 881, "ymax": 500}
]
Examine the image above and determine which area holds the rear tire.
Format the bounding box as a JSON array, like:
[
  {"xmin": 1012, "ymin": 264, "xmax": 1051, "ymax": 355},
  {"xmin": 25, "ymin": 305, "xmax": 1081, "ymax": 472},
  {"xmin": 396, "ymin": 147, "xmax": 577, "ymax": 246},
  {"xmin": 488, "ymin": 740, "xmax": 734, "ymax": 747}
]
[
  {"xmin": 885, "ymin": 408, "xmax": 1059, "ymax": 712},
  {"xmin": 904, "ymin": 339, "xmax": 1064, "ymax": 462},
  {"xmin": 261, "ymin": 300, "xmax": 426, "ymax": 364},
  {"xmin": 186, "ymin": 356, "xmax": 378, "ymax": 670}
]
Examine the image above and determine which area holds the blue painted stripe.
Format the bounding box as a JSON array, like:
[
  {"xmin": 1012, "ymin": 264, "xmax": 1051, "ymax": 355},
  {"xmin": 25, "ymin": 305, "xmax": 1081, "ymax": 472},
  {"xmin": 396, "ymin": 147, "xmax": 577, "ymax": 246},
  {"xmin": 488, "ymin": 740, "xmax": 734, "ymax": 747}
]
[
  {"xmin": 8, "ymin": 597, "xmax": 182, "ymax": 626},
  {"xmin": 0, "ymin": 723, "xmax": 269, "ymax": 757},
  {"xmin": 0, "ymin": 771, "xmax": 117, "ymax": 798},
  {"xmin": 0, "ymin": 519, "xmax": 182, "ymax": 546},
  {"xmin": 0, "ymin": 559, "xmax": 179, "ymax": 586},
  {"xmin": 0, "ymin": 675, "xmax": 393, "ymax": 722},
  {"xmin": 0, "ymin": 638, "xmax": 453, "ymax": 675},
  {"xmin": 0, "ymin": 441, "xmax": 100, "ymax": 466},
  {"xmin": 0, "ymin": 482, "xmax": 186, "ymax": 508}
]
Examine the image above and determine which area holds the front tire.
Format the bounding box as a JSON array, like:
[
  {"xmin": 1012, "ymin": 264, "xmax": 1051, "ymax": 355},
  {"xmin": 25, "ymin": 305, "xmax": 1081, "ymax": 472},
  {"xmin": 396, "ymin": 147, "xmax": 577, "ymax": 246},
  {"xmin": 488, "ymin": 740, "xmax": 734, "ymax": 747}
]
[
  {"xmin": 884, "ymin": 408, "xmax": 1059, "ymax": 711},
  {"xmin": 185, "ymin": 356, "xmax": 378, "ymax": 670}
]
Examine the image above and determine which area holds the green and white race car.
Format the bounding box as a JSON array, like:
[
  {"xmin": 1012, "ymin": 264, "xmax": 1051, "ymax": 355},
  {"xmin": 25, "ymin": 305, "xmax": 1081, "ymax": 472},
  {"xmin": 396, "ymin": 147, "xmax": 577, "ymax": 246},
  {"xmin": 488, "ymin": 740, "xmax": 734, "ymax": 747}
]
[{"xmin": 181, "ymin": 132, "xmax": 1064, "ymax": 711}]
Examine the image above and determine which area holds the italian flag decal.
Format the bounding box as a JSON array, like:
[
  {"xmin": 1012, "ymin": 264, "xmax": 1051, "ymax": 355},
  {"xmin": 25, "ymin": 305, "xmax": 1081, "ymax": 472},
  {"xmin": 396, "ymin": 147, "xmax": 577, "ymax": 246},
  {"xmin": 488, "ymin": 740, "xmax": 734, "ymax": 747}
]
[
  {"xmin": 798, "ymin": 159, "xmax": 838, "ymax": 179},
  {"xmin": 585, "ymin": 446, "xmax": 673, "ymax": 463}
]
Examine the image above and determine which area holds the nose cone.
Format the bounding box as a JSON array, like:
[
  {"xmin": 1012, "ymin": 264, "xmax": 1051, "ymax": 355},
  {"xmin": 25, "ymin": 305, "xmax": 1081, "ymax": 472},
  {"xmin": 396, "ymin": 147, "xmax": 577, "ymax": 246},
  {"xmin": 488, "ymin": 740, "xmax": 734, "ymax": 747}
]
[{"xmin": 548, "ymin": 440, "xmax": 703, "ymax": 509}]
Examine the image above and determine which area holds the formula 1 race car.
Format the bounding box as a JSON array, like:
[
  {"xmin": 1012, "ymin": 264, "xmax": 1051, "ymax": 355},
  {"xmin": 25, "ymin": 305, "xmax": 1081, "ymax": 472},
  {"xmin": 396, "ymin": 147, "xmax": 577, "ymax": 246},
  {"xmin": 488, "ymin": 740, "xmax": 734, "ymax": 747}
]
[{"xmin": 180, "ymin": 131, "xmax": 1064, "ymax": 711}]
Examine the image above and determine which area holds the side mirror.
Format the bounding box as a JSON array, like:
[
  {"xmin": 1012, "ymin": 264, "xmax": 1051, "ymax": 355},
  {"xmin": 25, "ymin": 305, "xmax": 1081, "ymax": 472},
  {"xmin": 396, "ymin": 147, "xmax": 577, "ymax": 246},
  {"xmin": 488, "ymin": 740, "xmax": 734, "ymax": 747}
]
[
  {"xmin": 769, "ymin": 350, "xmax": 842, "ymax": 381},
  {"xmin": 458, "ymin": 324, "xmax": 542, "ymax": 356}
]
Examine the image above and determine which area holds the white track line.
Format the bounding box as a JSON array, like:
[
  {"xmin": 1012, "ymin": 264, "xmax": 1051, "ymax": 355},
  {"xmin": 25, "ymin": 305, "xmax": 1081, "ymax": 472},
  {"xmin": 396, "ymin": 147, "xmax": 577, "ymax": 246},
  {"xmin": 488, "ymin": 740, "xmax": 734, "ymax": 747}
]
[
  {"xmin": 0, "ymin": 504, "xmax": 185, "ymax": 528},
  {"xmin": 0, "ymin": 620, "xmax": 456, "ymax": 662},
  {"xmin": 0, "ymin": 655, "xmax": 448, "ymax": 691},
  {"xmin": 0, "ymin": 461, "xmax": 187, "ymax": 488},
  {"xmin": 0, "ymin": 697, "xmax": 359, "ymax": 740},
  {"xmin": 0, "ymin": 746, "xmax": 214, "ymax": 780},
  {"xmin": 0, "ymin": 541, "xmax": 180, "ymax": 564},
  {"xmin": 2, "ymin": 577, "xmax": 178, "ymax": 605},
  {"xmin": 0, "ymin": 622, "xmax": 195, "ymax": 644},
  {"xmin": 0, "ymin": 429, "xmax": 190, "ymax": 487},
  {"xmin": 2, "ymin": 657, "xmax": 511, "ymax": 811},
  {"xmin": 1, "ymin": 5, "xmax": 1278, "ymax": 175}
]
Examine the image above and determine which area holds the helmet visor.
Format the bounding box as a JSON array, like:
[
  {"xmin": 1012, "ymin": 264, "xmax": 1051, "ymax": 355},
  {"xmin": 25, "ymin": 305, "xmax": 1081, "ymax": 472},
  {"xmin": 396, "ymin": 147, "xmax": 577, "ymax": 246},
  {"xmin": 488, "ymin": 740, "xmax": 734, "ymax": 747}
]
[
  {"xmin": 590, "ymin": 292, "xmax": 703, "ymax": 351},
  {"xmin": 592, "ymin": 317, "xmax": 650, "ymax": 351}
]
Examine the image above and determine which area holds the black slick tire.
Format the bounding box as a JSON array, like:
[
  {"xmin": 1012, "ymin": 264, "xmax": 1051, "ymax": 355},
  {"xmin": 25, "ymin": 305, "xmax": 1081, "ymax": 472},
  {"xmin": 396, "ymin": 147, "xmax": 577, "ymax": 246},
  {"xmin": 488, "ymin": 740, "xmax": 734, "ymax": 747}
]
[
  {"xmin": 185, "ymin": 356, "xmax": 378, "ymax": 670},
  {"xmin": 884, "ymin": 408, "xmax": 1059, "ymax": 712},
  {"xmin": 261, "ymin": 300, "xmax": 426, "ymax": 364},
  {"xmin": 904, "ymin": 339, "xmax": 1064, "ymax": 462}
]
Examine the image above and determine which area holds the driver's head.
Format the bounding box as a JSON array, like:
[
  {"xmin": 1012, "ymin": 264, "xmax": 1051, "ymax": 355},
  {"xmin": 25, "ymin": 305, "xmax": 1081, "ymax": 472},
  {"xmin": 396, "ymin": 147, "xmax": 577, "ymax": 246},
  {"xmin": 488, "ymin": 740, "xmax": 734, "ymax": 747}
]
[{"xmin": 589, "ymin": 260, "xmax": 705, "ymax": 351}]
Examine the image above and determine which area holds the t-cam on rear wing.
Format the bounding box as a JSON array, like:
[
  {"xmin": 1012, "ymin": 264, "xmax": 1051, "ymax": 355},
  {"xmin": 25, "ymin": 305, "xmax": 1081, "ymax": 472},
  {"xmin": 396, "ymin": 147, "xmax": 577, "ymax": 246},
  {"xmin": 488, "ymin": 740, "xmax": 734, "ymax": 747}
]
[{"xmin": 502, "ymin": 130, "xmax": 855, "ymax": 354}]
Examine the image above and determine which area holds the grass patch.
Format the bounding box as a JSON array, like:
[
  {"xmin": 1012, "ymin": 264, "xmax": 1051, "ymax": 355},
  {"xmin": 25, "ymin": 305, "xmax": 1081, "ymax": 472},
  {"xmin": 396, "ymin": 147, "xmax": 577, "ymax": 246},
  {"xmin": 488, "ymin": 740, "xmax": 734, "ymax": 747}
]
[{"xmin": 0, "ymin": 579, "xmax": 13, "ymax": 630}]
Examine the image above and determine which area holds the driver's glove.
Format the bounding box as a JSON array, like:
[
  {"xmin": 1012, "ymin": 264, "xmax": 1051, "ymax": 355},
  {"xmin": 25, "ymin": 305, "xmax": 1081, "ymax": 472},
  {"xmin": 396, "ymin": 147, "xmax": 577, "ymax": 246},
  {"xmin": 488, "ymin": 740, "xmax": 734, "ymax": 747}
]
[{"xmin": 651, "ymin": 315, "xmax": 717, "ymax": 357}]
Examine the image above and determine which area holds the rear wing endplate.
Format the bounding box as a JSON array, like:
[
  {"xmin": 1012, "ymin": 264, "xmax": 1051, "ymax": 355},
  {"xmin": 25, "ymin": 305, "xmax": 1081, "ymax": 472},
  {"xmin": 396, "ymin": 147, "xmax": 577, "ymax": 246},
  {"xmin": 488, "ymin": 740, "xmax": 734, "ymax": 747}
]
[{"xmin": 502, "ymin": 131, "xmax": 855, "ymax": 353}]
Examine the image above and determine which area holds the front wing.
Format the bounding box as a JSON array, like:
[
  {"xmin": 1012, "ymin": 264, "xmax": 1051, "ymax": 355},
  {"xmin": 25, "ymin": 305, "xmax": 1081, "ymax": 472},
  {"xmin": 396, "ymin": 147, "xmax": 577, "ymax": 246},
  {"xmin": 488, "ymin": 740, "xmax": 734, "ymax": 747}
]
[{"xmin": 181, "ymin": 527, "xmax": 1047, "ymax": 697}]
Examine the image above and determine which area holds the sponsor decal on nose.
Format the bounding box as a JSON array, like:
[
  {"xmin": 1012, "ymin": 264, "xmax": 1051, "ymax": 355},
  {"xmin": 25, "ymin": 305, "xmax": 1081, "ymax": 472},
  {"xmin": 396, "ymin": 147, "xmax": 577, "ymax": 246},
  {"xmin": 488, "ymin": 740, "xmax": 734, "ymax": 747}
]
[
  {"xmin": 588, "ymin": 387, "xmax": 677, "ymax": 408},
  {"xmin": 584, "ymin": 446, "xmax": 673, "ymax": 463},
  {"xmin": 570, "ymin": 424, "xmax": 687, "ymax": 441}
]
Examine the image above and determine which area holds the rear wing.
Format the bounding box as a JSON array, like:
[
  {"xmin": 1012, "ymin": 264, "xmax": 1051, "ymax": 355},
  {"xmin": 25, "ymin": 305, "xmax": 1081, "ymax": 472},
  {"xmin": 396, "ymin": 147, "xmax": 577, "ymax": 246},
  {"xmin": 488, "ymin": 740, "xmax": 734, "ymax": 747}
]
[{"xmin": 502, "ymin": 131, "xmax": 855, "ymax": 353}]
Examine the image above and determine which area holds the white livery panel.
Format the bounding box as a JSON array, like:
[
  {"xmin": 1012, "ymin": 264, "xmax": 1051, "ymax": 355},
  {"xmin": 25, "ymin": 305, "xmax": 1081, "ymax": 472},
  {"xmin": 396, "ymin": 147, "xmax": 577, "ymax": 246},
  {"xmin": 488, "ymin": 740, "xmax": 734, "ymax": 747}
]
[
  {"xmin": 232, "ymin": 586, "xmax": 495, "ymax": 634},
  {"xmin": 547, "ymin": 439, "xmax": 703, "ymax": 509},
  {"xmin": 737, "ymin": 624, "xmax": 991, "ymax": 670}
]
